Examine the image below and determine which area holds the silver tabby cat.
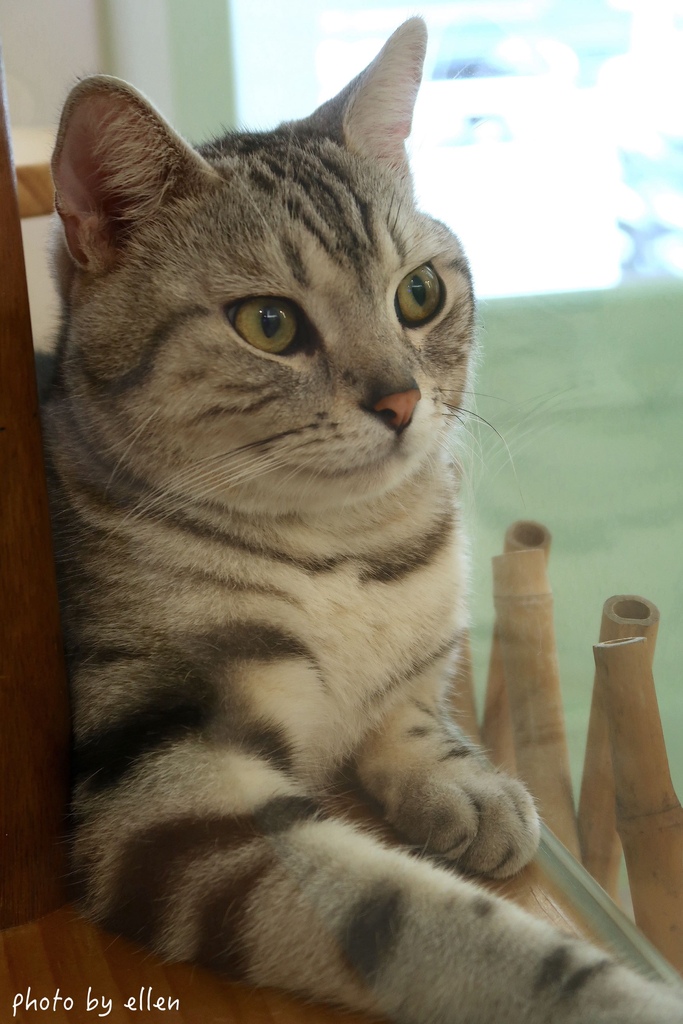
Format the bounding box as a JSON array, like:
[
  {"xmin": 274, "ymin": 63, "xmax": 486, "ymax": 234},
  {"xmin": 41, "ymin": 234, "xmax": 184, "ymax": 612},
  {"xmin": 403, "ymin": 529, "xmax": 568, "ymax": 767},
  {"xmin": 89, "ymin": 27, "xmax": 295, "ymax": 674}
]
[{"xmin": 43, "ymin": 18, "xmax": 683, "ymax": 1024}]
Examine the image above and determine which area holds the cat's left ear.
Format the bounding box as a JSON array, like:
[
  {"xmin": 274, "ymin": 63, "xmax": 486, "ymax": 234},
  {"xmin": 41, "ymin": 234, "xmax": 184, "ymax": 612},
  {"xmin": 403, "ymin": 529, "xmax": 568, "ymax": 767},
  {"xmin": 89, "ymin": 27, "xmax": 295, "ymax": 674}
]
[
  {"xmin": 301, "ymin": 17, "xmax": 427, "ymax": 174},
  {"xmin": 51, "ymin": 76, "xmax": 219, "ymax": 273}
]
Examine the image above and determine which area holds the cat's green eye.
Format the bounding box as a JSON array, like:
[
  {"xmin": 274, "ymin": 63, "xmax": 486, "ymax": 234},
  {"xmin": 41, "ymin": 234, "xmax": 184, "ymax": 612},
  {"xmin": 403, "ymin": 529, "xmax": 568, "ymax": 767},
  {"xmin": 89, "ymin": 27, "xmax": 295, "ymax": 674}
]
[
  {"xmin": 395, "ymin": 264, "xmax": 442, "ymax": 326},
  {"xmin": 232, "ymin": 298, "xmax": 299, "ymax": 354}
]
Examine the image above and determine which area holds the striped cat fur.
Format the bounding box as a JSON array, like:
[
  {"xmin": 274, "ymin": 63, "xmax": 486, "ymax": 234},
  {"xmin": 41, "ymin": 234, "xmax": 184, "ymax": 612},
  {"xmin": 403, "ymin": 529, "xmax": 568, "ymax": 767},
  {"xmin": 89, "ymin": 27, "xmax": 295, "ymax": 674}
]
[{"xmin": 42, "ymin": 18, "xmax": 683, "ymax": 1024}]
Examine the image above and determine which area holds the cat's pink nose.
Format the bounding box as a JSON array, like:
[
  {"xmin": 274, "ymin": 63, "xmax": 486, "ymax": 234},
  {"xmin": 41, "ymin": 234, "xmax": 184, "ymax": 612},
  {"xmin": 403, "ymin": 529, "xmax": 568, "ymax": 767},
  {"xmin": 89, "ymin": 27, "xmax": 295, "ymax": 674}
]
[{"xmin": 373, "ymin": 388, "xmax": 421, "ymax": 432}]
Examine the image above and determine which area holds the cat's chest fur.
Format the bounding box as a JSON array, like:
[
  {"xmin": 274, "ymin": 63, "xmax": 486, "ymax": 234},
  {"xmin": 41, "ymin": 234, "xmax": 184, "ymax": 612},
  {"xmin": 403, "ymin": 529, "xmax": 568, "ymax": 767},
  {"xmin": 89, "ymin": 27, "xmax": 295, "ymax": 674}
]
[
  {"xmin": 104, "ymin": 470, "xmax": 466, "ymax": 775},
  {"xmin": 273, "ymin": 536, "xmax": 465, "ymax": 773}
]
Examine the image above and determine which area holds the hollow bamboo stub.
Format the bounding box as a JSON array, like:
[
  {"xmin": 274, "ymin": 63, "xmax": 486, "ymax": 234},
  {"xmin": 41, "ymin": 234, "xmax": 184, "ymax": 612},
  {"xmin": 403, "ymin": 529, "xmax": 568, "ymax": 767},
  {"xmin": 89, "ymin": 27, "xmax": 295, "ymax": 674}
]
[
  {"xmin": 482, "ymin": 521, "xmax": 552, "ymax": 772},
  {"xmin": 492, "ymin": 545, "xmax": 550, "ymax": 599},
  {"xmin": 578, "ymin": 597, "xmax": 660, "ymax": 899},
  {"xmin": 594, "ymin": 636, "xmax": 683, "ymax": 973},
  {"xmin": 595, "ymin": 637, "xmax": 675, "ymax": 815},
  {"xmin": 602, "ymin": 595, "xmax": 660, "ymax": 638},
  {"xmin": 504, "ymin": 519, "xmax": 552, "ymax": 556},
  {"xmin": 492, "ymin": 548, "xmax": 579, "ymax": 857}
]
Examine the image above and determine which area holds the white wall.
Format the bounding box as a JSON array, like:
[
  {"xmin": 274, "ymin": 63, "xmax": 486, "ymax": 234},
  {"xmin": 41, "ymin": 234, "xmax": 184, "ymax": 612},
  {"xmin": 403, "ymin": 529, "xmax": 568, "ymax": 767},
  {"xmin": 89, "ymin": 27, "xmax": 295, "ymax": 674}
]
[
  {"xmin": 0, "ymin": 0, "xmax": 102, "ymax": 125},
  {"xmin": 2, "ymin": 0, "xmax": 234, "ymax": 350},
  {"xmin": 1, "ymin": 0, "xmax": 103, "ymax": 349},
  {"xmin": 103, "ymin": 0, "xmax": 176, "ymax": 124}
]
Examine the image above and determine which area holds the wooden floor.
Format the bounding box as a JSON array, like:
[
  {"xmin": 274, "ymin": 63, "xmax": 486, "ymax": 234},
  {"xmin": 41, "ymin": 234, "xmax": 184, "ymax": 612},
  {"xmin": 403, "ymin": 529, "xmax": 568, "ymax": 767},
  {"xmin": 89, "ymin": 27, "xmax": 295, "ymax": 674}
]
[
  {"xmin": 0, "ymin": 846, "xmax": 595, "ymax": 1024},
  {"xmin": 1, "ymin": 905, "xmax": 376, "ymax": 1023}
]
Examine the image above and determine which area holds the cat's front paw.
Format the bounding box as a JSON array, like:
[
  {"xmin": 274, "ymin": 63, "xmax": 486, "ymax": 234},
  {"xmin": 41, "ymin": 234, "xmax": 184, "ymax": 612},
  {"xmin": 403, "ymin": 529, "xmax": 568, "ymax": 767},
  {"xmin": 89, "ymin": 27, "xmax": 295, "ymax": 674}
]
[{"xmin": 394, "ymin": 763, "xmax": 540, "ymax": 878}]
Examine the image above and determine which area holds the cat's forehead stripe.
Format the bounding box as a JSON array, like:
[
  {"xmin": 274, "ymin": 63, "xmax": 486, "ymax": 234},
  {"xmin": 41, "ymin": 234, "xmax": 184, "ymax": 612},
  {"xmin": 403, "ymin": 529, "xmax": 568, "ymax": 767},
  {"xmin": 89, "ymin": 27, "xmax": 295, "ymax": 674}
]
[
  {"xmin": 245, "ymin": 150, "xmax": 376, "ymax": 278},
  {"xmin": 206, "ymin": 131, "xmax": 413, "ymax": 278},
  {"xmin": 280, "ymin": 236, "xmax": 309, "ymax": 289}
]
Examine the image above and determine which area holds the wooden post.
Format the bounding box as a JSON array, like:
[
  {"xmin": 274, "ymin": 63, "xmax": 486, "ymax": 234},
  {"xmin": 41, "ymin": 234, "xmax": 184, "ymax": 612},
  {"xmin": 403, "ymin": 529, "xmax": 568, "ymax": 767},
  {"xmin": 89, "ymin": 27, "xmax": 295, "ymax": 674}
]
[
  {"xmin": 482, "ymin": 521, "xmax": 552, "ymax": 772},
  {"xmin": 578, "ymin": 597, "xmax": 659, "ymax": 900},
  {"xmin": 0, "ymin": 51, "xmax": 70, "ymax": 927},
  {"xmin": 594, "ymin": 637, "xmax": 683, "ymax": 972},
  {"xmin": 492, "ymin": 548, "xmax": 580, "ymax": 857}
]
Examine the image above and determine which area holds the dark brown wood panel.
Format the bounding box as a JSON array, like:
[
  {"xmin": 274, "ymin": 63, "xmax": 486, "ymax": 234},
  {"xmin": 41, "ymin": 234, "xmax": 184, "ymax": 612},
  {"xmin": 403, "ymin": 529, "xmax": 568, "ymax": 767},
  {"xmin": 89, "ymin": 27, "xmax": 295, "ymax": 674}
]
[{"xmin": 0, "ymin": 51, "xmax": 70, "ymax": 928}]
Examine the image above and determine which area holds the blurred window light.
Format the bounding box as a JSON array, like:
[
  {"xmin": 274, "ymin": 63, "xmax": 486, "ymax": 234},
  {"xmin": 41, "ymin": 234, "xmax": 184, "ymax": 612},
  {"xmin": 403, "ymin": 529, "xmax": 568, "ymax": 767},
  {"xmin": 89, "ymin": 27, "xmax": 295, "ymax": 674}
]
[{"xmin": 230, "ymin": 0, "xmax": 683, "ymax": 297}]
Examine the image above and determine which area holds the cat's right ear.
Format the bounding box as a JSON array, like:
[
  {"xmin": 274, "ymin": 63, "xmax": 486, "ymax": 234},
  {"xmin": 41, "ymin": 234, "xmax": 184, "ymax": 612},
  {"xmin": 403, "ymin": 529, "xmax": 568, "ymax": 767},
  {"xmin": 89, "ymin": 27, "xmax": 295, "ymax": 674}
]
[
  {"xmin": 299, "ymin": 18, "xmax": 427, "ymax": 176},
  {"xmin": 51, "ymin": 76, "xmax": 218, "ymax": 273}
]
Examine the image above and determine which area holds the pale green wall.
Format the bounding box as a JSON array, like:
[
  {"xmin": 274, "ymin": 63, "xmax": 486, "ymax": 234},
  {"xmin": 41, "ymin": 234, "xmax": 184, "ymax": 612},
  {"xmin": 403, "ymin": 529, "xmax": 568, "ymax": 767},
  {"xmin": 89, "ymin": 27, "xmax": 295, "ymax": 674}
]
[
  {"xmin": 166, "ymin": 0, "xmax": 236, "ymax": 140},
  {"xmin": 102, "ymin": 0, "xmax": 236, "ymax": 141},
  {"xmin": 467, "ymin": 280, "xmax": 683, "ymax": 797}
]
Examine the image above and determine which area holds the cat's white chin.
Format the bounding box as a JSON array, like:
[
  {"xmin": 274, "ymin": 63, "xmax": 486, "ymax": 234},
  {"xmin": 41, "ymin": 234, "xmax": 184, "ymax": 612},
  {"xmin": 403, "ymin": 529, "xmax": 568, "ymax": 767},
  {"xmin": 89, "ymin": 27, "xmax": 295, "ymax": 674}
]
[{"xmin": 252, "ymin": 447, "xmax": 432, "ymax": 515}]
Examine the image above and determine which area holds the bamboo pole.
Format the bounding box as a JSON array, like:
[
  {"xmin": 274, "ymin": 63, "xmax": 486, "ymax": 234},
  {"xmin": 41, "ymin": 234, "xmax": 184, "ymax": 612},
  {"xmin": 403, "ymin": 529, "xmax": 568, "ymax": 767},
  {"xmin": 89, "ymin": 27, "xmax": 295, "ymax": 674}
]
[
  {"xmin": 578, "ymin": 597, "xmax": 660, "ymax": 900},
  {"xmin": 448, "ymin": 630, "xmax": 480, "ymax": 742},
  {"xmin": 594, "ymin": 636, "xmax": 683, "ymax": 972},
  {"xmin": 493, "ymin": 547, "xmax": 580, "ymax": 857},
  {"xmin": 482, "ymin": 521, "xmax": 552, "ymax": 772}
]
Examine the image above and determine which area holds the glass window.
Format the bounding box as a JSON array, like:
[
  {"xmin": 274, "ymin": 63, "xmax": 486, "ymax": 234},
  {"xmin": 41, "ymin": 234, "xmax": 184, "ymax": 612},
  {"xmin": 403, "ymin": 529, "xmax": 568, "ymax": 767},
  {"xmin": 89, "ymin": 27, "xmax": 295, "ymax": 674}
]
[{"xmin": 231, "ymin": 0, "xmax": 683, "ymax": 298}]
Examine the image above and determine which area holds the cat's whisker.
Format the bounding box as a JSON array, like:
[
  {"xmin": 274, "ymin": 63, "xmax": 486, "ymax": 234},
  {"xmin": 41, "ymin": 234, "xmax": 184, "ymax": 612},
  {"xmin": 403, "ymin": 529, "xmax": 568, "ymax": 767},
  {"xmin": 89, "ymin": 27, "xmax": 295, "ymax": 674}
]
[
  {"xmin": 275, "ymin": 460, "xmax": 320, "ymax": 513},
  {"xmin": 458, "ymin": 388, "xmax": 513, "ymax": 404},
  {"xmin": 265, "ymin": 439, "xmax": 335, "ymax": 511},
  {"xmin": 436, "ymin": 433, "xmax": 480, "ymax": 481},
  {"xmin": 483, "ymin": 420, "xmax": 557, "ymax": 489},
  {"xmin": 440, "ymin": 411, "xmax": 486, "ymax": 470},
  {"xmin": 435, "ymin": 437, "xmax": 477, "ymax": 500},
  {"xmin": 444, "ymin": 405, "xmax": 513, "ymax": 463},
  {"xmin": 104, "ymin": 406, "xmax": 162, "ymax": 494},
  {"xmin": 180, "ymin": 459, "xmax": 285, "ymax": 506},
  {"xmin": 120, "ymin": 461, "xmax": 258, "ymax": 524},
  {"xmin": 121, "ymin": 425, "xmax": 324, "ymax": 521},
  {"xmin": 138, "ymin": 431, "xmax": 326, "ymax": 518},
  {"xmin": 442, "ymin": 403, "xmax": 524, "ymax": 502},
  {"xmin": 132, "ymin": 453, "xmax": 279, "ymax": 520},
  {"xmin": 474, "ymin": 390, "xmax": 571, "ymax": 483}
]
